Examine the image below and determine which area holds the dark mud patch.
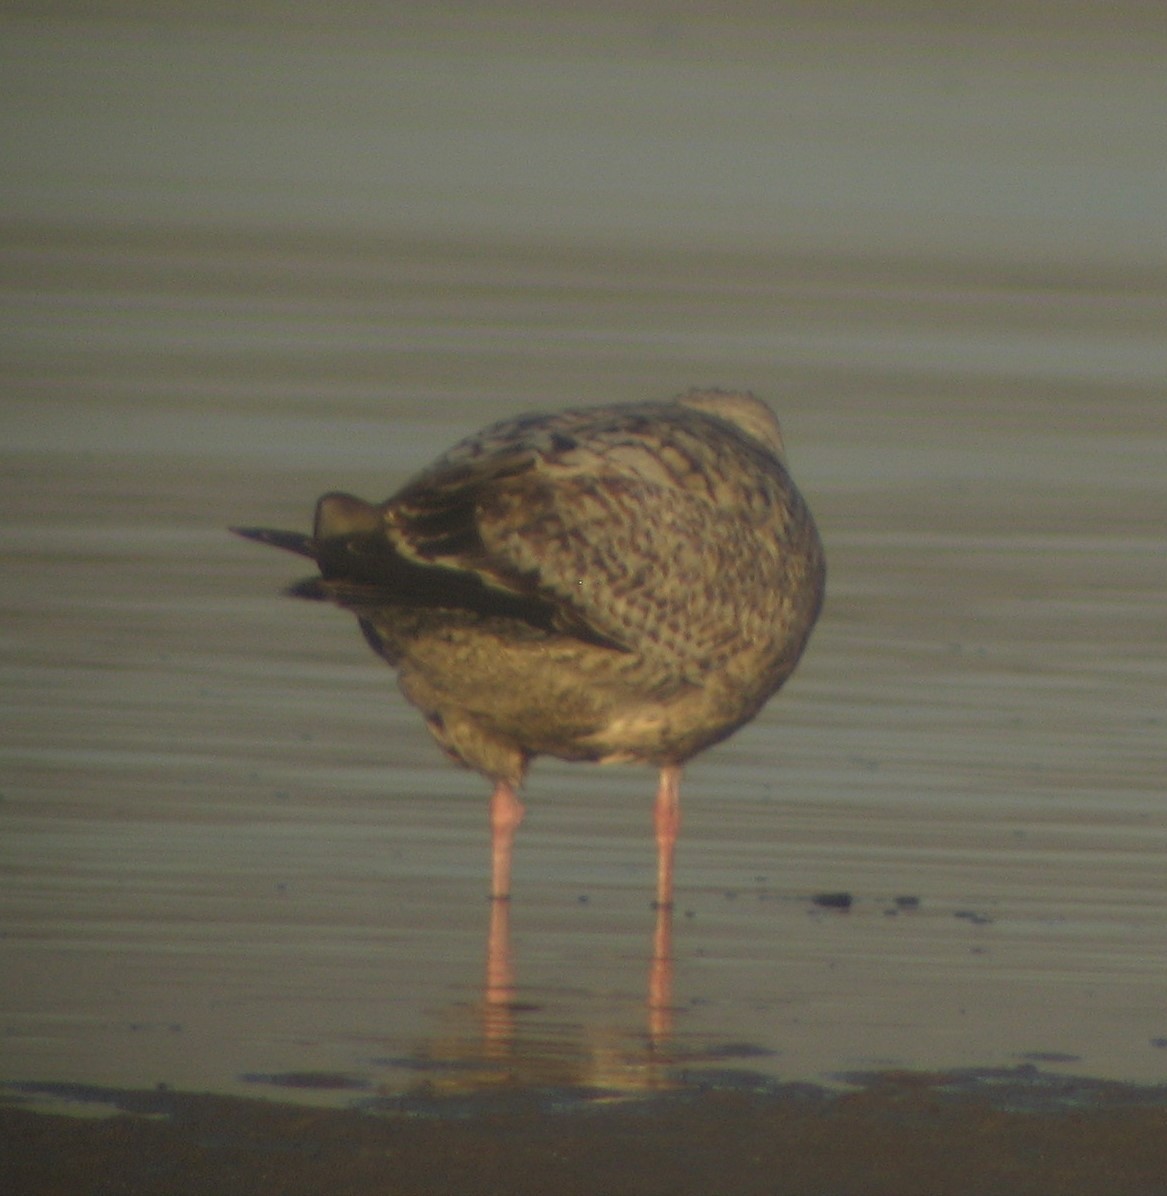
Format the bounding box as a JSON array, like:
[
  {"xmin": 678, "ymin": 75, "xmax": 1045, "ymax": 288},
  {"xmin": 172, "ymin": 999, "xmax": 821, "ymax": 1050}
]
[{"xmin": 4, "ymin": 1067, "xmax": 1167, "ymax": 1196}]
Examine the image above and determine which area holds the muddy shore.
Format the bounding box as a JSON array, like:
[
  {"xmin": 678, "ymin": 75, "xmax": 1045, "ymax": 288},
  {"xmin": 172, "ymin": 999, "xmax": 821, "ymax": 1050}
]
[{"xmin": 6, "ymin": 1068, "xmax": 1167, "ymax": 1196}]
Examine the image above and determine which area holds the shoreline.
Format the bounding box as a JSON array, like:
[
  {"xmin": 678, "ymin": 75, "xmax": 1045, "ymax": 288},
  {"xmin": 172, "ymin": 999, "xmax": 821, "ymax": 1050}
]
[{"xmin": 5, "ymin": 1067, "xmax": 1167, "ymax": 1196}]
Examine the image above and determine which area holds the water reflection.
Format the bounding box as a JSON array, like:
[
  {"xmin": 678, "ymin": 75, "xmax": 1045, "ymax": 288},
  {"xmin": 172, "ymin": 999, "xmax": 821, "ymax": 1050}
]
[{"xmin": 475, "ymin": 897, "xmax": 678, "ymax": 1096}]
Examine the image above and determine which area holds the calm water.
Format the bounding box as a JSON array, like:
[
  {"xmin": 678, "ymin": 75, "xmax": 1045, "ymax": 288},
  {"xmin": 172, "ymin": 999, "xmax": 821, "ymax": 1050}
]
[{"xmin": 2, "ymin": 7, "xmax": 1166, "ymax": 1107}]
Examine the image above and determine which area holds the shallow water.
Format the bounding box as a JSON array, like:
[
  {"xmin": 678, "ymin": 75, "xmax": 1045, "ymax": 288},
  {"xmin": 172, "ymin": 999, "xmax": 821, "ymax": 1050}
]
[{"xmin": 2, "ymin": 7, "xmax": 1166, "ymax": 1112}]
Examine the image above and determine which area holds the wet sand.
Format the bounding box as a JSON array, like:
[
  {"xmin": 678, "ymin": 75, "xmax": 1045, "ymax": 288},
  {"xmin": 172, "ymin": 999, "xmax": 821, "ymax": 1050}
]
[
  {"xmin": 3, "ymin": 3, "xmax": 1167, "ymax": 1189},
  {"xmin": 5, "ymin": 1070, "xmax": 1167, "ymax": 1196}
]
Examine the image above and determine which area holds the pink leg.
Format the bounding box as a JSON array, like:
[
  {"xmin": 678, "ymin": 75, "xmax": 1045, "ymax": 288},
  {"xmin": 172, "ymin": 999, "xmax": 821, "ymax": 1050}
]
[
  {"xmin": 653, "ymin": 764, "xmax": 682, "ymax": 910},
  {"xmin": 489, "ymin": 779, "xmax": 525, "ymax": 901}
]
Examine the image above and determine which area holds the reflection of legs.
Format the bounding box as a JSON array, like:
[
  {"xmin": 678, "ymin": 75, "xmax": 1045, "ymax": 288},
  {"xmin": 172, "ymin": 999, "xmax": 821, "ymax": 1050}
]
[
  {"xmin": 648, "ymin": 900, "xmax": 675, "ymax": 1043},
  {"xmin": 483, "ymin": 896, "xmax": 516, "ymax": 1050},
  {"xmin": 489, "ymin": 780, "xmax": 525, "ymax": 901},
  {"xmin": 653, "ymin": 764, "xmax": 682, "ymax": 910}
]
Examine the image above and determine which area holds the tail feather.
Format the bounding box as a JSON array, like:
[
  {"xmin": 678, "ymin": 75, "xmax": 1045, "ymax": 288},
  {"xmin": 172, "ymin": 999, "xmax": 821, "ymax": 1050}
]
[
  {"xmin": 232, "ymin": 500, "xmax": 617, "ymax": 643},
  {"xmin": 283, "ymin": 575, "xmax": 411, "ymax": 607},
  {"xmin": 230, "ymin": 526, "xmax": 317, "ymax": 559}
]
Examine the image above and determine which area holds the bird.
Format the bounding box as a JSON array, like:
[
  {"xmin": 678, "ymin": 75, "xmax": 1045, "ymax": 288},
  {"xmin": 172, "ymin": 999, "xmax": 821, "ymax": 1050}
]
[{"xmin": 232, "ymin": 389, "xmax": 825, "ymax": 907}]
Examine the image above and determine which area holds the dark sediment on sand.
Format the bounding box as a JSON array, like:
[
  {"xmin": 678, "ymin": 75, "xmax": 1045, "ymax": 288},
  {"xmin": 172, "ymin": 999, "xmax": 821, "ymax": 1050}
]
[{"xmin": 4, "ymin": 1067, "xmax": 1167, "ymax": 1196}]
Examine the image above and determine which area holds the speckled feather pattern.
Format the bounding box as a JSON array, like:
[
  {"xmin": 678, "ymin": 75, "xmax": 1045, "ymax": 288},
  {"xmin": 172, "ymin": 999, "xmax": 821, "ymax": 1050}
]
[{"xmin": 242, "ymin": 391, "xmax": 825, "ymax": 787}]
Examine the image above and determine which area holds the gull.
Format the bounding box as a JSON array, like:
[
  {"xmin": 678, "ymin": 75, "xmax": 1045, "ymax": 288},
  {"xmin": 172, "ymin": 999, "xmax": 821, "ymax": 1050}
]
[{"xmin": 233, "ymin": 389, "xmax": 825, "ymax": 907}]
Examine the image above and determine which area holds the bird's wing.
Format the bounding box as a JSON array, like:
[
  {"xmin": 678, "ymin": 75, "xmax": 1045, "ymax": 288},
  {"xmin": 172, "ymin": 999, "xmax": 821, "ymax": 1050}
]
[{"xmin": 384, "ymin": 404, "xmax": 797, "ymax": 680}]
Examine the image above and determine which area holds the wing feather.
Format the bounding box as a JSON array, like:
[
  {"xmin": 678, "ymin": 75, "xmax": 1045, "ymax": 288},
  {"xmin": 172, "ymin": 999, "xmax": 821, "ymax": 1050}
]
[{"xmin": 381, "ymin": 400, "xmax": 807, "ymax": 681}]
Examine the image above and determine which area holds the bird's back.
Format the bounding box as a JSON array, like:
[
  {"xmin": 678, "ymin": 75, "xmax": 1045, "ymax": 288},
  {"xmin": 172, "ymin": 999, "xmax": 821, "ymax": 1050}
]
[{"xmin": 238, "ymin": 391, "xmax": 824, "ymax": 782}]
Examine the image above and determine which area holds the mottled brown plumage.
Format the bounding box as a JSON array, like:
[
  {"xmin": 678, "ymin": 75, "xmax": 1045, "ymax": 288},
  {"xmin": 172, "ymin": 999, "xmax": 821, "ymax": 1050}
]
[{"xmin": 233, "ymin": 390, "xmax": 825, "ymax": 903}]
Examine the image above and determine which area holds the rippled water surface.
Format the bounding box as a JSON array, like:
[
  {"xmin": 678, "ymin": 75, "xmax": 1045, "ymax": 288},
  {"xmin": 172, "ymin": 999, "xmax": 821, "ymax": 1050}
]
[{"xmin": 2, "ymin": 6, "xmax": 1166, "ymax": 1109}]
